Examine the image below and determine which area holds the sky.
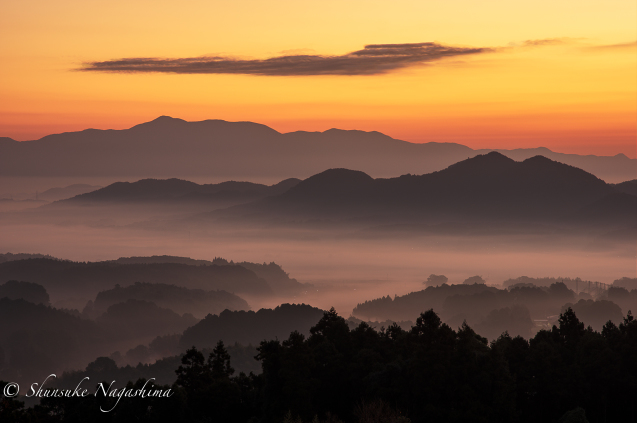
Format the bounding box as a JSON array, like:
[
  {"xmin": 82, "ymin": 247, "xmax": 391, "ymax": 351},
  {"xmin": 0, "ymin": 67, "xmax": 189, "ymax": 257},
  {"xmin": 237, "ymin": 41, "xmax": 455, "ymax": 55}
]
[{"xmin": 1, "ymin": 0, "xmax": 636, "ymax": 157}]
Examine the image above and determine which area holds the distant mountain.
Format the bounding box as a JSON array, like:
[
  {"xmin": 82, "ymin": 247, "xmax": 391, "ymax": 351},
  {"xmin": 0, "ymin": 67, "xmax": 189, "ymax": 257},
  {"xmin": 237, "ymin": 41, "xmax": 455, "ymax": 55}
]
[
  {"xmin": 0, "ymin": 297, "xmax": 110, "ymax": 385},
  {"xmin": 87, "ymin": 282, "xmax": 250, "ymax": 319},
  {"xmin": 613, "ymin": 179, "xmax": 637, "ymax": 196},
  {"xmin": 95, "ymin": 299, "xmax": 199, "ymax": 341},
  {"xmin": 353, "ymin": 282, "xmax": 580, "ymax": 322},
  {"xmin": 478, "ymin": 147, "xmax": 636, "ymax": 184},
  {"xmin": 58, "ymin": 177, "xmax": 300, "ymax": 204},
  {"xmin": 0, "ymin": 252, "xmax": 59, "ymax": 263},
  {"xmin": 209, "ymin": 152, "xmax": 632, "ymax": 228},
  {"xmin": 38, "ymin": 184, "xmax": 101, "ymax": 201},
  {"xmin": 180, "ymin": 303, "xmax": 326, "ymax": 349},
  {"xmin": 1, "ymin": 116, "xmax": 634, "ymax": 182},
  {"xmin": 0, "ymin": 258, "xmax": 272, "ymax": 299},
  {"xmin": 0, "ymin": 280, "xmax": 50, "ymax": 305},
  {"xmin": 108, "ymin": 255, "xmax": 309, "ymax": 295}
]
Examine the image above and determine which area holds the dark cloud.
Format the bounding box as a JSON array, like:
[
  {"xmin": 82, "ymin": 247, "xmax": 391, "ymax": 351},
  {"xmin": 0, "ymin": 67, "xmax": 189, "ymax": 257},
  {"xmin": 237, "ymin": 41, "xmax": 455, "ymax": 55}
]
[{"xmin": 79, "ymin": 42, "xmax": 491, "ymax": 76}]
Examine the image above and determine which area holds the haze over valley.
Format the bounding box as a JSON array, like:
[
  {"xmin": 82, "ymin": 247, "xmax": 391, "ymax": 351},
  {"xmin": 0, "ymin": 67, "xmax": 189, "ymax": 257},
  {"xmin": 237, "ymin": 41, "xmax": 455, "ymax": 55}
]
[{"xmin": 1, "ymin": 118, "xmax": 635, "ymax": 422}]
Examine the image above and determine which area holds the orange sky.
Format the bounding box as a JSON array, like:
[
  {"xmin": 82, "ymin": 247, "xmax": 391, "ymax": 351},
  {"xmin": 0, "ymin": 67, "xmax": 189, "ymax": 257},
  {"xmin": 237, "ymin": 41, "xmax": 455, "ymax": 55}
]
[{"xmin": 1, "ymin": 0, "xmax": 635, "ymax": 157}]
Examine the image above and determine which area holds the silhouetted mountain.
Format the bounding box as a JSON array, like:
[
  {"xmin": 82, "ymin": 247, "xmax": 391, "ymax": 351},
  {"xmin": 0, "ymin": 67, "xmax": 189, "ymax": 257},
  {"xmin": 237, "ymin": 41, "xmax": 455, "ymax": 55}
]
[
  {"xmin": 612, "ymin": 179, "xmax": 637, "ymax": 196},
  {"xmin": 110, "ymin": 255, "xmax": 222, "ymax": 266},
  {"xmin": 108, "ymin": 255, "xmax": 310, "ymax": 295},
  {"xmin": 86, "ymin": 282, "xmax": 249, "ymax": 319},
  {"xmin": 607, "ymin": 286, "xmax": 637, "ymax": 317},
  {"xmin": 96, "ymin": 299, "xmax": 199, "ymax": 341},
  {"xmin": 180, "ymin": 303, "xmax": 325, "ymax": 349},
  {"xmin": 503, "ymin": 276, "xmax": 599, "ymax": 290},
  {"xmin": 37, "ymin": 184, "xmax": 101, "ymax": 201},
  {"xmin": 0, "ymin": 298, "xmax": 109, "ymax": 385},
  {"xmin": 0, "ymin": 280, "xmax": 50, "ymax": 305},
  {"xmin": 210, "ymin": 153, "xmax": 627, "ymax": 227},
  {"xmin": 572, "ymin": 192, "xmax": 637, "ymax": 224},
  {"xmin": 1, "ymin": 116, "xmax": 633, "ymax": 182},
  {"xmin": 353, "ymin": 282, "xmax": 588, "ymax": 331},
  {"xmin": 0, "ymin": 258, "xmax": 272, "ymax": 299},
  {"xmin": 613, "ymin": 277, "xmax": 637, "ymax": 289},
  {"xmin": 485, "ymin": 147, "xmax": 635, "ymax": 183},
  {"xmin": 561, "ymin": 299, "xmax": 624, "ymax": 331},
  {"xmin": 57, "ymin": 177, "xmax": 299, "ymax": 205},
  {"xmin": 0, "ymin": 252, "xmax": 58, "ymax": 263}
]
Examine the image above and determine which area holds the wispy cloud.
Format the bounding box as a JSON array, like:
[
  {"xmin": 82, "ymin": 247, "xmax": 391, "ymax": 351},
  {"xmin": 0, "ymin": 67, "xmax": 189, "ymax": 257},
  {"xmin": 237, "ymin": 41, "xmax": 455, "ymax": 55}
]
[
  {"xmin": 585, "ymin": 41, "xmax": 637, "ymax": 51},
  {"xmin": 79, "ymin": 42, "xmax": 492, "ymax": 76},
  {"xmin": 522, "ymin": 38, "xmax": 569, "ymax": 47},
  {"xmin": 519, "ymin": 38, "xmax": 637, "ymax": 53}
]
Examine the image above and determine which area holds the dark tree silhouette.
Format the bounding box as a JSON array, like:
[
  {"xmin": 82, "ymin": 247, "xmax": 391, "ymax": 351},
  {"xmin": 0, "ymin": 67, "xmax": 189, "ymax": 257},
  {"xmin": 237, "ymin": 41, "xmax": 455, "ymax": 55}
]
[{"xmin": 9, "ymin": 307, "xmax": 637, "ymax": 422}]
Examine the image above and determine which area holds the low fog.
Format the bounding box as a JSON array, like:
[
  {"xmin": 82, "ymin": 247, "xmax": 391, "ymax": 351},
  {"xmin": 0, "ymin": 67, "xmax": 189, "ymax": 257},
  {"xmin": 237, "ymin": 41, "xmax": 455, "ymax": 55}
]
[
  {"xmin": 1, "ymin": 208, "xmax": 634, "ymax": 314},
  {"xmin": 1, "ymin": 168, "xmax": 635, "ymax": 410}
]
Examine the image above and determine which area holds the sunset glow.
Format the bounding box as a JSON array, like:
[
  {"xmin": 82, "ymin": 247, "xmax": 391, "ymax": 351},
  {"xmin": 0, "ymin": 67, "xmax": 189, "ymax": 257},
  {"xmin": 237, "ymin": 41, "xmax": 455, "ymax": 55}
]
[{"xmin": 1, "ymin": 0, "xmax": 635, "ymax": 157}]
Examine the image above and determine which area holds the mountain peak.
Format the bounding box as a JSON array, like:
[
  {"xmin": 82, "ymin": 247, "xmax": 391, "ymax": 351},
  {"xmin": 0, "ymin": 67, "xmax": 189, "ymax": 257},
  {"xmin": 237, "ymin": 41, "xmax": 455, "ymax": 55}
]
[
  {"xmin": 128, "ymin": 116, "xmax": 188, "ymax": 131},
  {"xmin": 283, "ymin": 168, "xmax": 374, "ymax": 200},
  {"xmin": 444, "ymin": 151, "xmax": 516, "ymax": 174},
  {"xmin": 305, "ymin": 168, "xmax": 374, "ymax": 183},
  {"xmin": 522, "ymin": 155, "xmax": 557, "ymax": 164},
  {"xmin": 152, "ymin": 115, "xmax": 180, "ymax": 122},
  {"xmin": 482, "ymin": 151, "xmax": 513, "ymax": 160}
]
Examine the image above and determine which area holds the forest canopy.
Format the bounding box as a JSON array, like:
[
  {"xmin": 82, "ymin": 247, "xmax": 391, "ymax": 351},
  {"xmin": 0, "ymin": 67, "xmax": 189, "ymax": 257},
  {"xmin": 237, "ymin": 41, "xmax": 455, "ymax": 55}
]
[{"xmin": 2, "ymin": 307, "xmax": 636, "ymax": 423}]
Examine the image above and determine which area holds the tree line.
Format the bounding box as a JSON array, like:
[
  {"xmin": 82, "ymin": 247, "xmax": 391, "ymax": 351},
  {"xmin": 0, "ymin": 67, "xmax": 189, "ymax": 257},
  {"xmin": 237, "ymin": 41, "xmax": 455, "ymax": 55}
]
[{"xmin": 2, "ymin": 306, "xmax": 636, "ymax": 423}]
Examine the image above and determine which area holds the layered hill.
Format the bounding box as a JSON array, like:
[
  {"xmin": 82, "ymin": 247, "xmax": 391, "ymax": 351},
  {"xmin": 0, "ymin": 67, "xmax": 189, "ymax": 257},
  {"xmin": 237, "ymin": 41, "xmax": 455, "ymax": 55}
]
[
  {"xmin": 209, "ymin": 152, "xmax": 636, "ymax": 228},
  {"xmin": 180, "ymin": 303, "xmax": 326, "ymax": 349},
  {"xmin": 0, "ymin": 258, "xmax": 272, "ymax": 299},
  {"xmin": 87, "ymin": 282, "xmax": 250, "ymax": 319},
  {"xmin": 1, "ymin": 116, "xmax": 634, "ymax": 182},
  {"xmin": 38, "ymin": 184, "xmax": 102, "ymax": 201},
  {"xmin": 107, "ymin": 255, "xmax": 309, "ymax": 295},
  {"xmin": 59, "ymin": 177, "xmax": 300, "ymax": 204},
  {"xmin": 0, "ymin": 298, "xmax": 110, "ymax": 384},
  {"xmin": 613, "ymin": 179, "xmax": 637, "ymax": 196}
]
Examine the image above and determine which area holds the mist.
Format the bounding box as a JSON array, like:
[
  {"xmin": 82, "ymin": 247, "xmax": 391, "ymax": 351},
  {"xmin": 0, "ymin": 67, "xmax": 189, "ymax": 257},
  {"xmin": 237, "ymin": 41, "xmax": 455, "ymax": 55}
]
[
  {"xmin": 1, "ymin": 205, "xmax": 633, "ymax": 314},
  {"xmin": 1, "ymin": 156, "xmax": 635, "ymax": 422}
]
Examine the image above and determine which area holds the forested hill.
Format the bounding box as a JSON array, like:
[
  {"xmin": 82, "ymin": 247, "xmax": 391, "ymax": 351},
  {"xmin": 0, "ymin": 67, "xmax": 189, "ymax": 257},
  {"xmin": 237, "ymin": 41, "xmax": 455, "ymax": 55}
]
[
  {"xmin": 210, "ymin": 152, "xmax": 636, "ymax": 228},
  {"xmin": 5, "ymin": 307, "xmax": 637, "ymax": 422},
  {"xmin": 58, "ymin": 177, "xmax": 300, "ymax": 204},
  {"xmin": 353, "ymin": 282, "xmax": 635, "ymax": 340},
  {"xmin": 180, "ymin": 303, "xmax": 326, "ymax": 349},
  {"xmin": 107, "ymin": 255, "xmax": 309, "ymax": 295},
  {"xmin": 0, "ymin": 258, "xmax": 272, "ymax": 299},
  {"xmin": 87, "ymin": 282, "xmax": 249, "ymax": 319}
]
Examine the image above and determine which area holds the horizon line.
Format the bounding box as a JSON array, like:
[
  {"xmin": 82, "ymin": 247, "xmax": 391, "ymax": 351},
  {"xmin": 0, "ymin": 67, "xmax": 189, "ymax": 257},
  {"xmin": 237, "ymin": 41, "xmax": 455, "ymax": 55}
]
[{"xmin": 1, "ymin": 115, "xmax": 633, "ymax": 160}]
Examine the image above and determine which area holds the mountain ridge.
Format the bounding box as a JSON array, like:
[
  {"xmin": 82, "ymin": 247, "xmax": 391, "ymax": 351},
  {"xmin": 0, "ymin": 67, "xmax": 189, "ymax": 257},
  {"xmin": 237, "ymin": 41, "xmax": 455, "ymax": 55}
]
[
  {"xmin": 53, "ymin": 177, "xmax": 301, "ymax": 205},
  {"xmin": 206, "ymin": 152, "xmax": 633, "ymax": 228},
  {"xmin": 2, "ymin": 116, "xmax": 634, "ymax": 183}
]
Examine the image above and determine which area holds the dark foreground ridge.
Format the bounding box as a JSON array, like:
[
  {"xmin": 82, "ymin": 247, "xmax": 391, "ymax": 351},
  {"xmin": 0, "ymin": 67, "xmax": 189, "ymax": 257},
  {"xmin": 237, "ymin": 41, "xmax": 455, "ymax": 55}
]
[{"xmin": 2, "ymin": 307, "xmax": 635, "ymax": 423}]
